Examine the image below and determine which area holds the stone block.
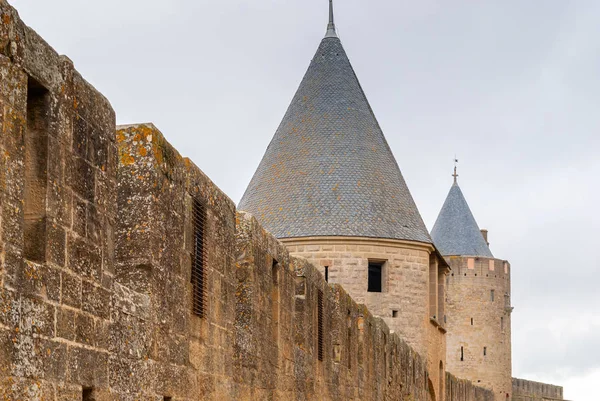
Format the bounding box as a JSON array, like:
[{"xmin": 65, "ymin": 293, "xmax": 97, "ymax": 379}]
[
  {"xmin": 67, "ymin": 235, "xmax": 102, "ymax": 281},
  {"xmin": 2, "ymin": 196, "xmax": 23, "ymax": 248},
  {"xmin": 39, "ymin": 263, "xmax": 61, "ymax": 302},
  {"xmin": 55, "ymin": 383, "xmax": 83, "ymax": 401},
  {"xmin": 73, "ymin": 72, "xmax": 116, "ymax": 137},
  {"xmin": 0, "ymin": 377, "xmax": 55, "ymax": 401},
  {"xmin": 107, "ymin": 355, "xmax": 148, "ymax": 393},
  {"xmin": 73, "ymin": 195, "xmax": 87, "ymax": 237},
  {"xmin": 82, "ymin": 280, "xmax": 110, "ymax": 319},
  {"xmin": 86, "ymin": 203, "xmax": 103, "ymax": 244},
  {"xmin": 46, "ymin": 138, "xmax": 71, "ymax": 226},
  {"xmin": 62, "ymin": 271, "xmax": 82, "ymax": 308},
  {"xmin": 95, "ymin": 318, "xmax": 110, "ymax": 350},
  {"xmin": 75, "ymin": 312, "xmax": 95, "ymax": 346},
  {"xmin": 67, "ymin": 346, "xmax": 108, "ymax": 388},
  {"xmin": 0, "ymin": 288, "xmax": 19, "ymax": 328},
  {"xmin": 47, "ymin": 222, "xmax": 66, "ymax": 267},
  {"xmin": 0, "ymin": 55, "xmax": 27, "ymax": 113},
  {"xmin": 73, "ymin": 115, "xmax": 90, "ymax": 160},
  {"xmin": 56, "ymin": 307, "xmax": 76, "ymax": 341},
  {"xmin": 39, "ymin": 338, "xmax": 68, "ymax": 381},
  {"xmin": 69, "ymin": 156, "xmax": 95, "ymax": 203},
  {"xmin": 95, "ymin": 171, "xmax": 115, "ymax": 216},
  {"xmin": 20, "ymin": 296, "xmax": 55, "ymax": 337}
]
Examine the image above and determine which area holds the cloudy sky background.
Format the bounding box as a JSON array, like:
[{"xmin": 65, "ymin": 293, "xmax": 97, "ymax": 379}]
[{"xmin": 11, "ymin": 0, "xmax": 599, "ymax": 399}]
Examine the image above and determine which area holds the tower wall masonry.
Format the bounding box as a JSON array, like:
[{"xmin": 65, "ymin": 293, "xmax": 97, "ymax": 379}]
[
  {"xmin": 284, "ymin": 237, "xmax": 449, "ymax": 400},
  {"xmin": 445, "ymin": 255, "xmax": 513, "ymax": 400}
]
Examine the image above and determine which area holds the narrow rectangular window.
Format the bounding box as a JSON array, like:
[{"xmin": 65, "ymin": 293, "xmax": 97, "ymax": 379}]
[
  {"xmin": 317, "ymin": 289, "xmax": 324, "ymax": 361},
  {"xmin": 491, "ymin": 290, "xmax": 495, "ymax": 302},
  {"xmin": 438, "ymin": 268, "xmax": 445, "ymax": 323},
  {"xmin": 272, "ymin": 259, "xmax": 280, "ymax": 342},
  {"xmin": 429, "ymin": 254, "xmax": 438, "ymax": 319},
  {"xmin": 368, "ymin": 261, "xmax": 384, "ymax": 292},
  {"xmin": 324, "ymin": 266, "xmax": 329, "ymax": 282},
  {"xmin": 460, "ymin": 346, "xmax": 464, "ymax": 361},
  {"xmin": 82, "ymin": 388, "xmax": 94, "ymax": 401},
  {"xmin": 483, "ymin": 347, "xmax": 487, "ymax": 356},
  {"xmin": 191, "ymin": 198, "xmax": 207, "ymax": 318},
  {"xmin": 471, "ymin": 318, "xmax": 474, "ymax": 326},
  {"xmin": 347, "ymin": 327, "xmax": 352, "ymax": 369},
  {"xmin": 346, "ymin": 309, "xmax": 354, "ymax": 369},
  {"xmin": 164, "ymin": 398, "xmax": 172, "ymax": 401},
  {"xmin": 24, "ymin": 77, "xmax": 50, "ymax": 263},
  {"xmin": 383, "ymin": 334, "xmax": 387, "ymax": 378},
  {"xmin": 501, "ymin": 317, "xmax": 504, "ymax": 331},
  {"xmin": 392, "ymin": 310, "xmax": 398, "ymax": 318}
]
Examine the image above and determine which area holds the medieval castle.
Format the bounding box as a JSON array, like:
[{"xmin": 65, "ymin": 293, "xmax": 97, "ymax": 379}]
[{"xmin": 0, "ymin": 0, "xmax": 568, "ymax": 400}]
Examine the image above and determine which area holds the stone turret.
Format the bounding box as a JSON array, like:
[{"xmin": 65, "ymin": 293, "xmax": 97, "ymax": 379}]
[
  {"xmin": 239, "ymin": 2, "xmax": 449, "ymax": 399},
  {"xmin": 432, "ymin": 173, "xmax": 513, "ymax": 400}
]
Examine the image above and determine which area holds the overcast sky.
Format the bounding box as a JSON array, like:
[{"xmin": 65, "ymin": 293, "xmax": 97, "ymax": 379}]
[{"xmin": 11, "ymin": 0, "xmax": 599, "ymax": 399}]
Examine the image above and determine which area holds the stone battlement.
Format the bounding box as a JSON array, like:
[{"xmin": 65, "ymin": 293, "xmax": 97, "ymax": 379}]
[{"xmin": 512, "ymin": 378, "xmax": 566, "ymax": 401}]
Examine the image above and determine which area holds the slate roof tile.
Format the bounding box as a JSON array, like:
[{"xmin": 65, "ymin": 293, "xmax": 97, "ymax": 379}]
[
  {"xmin": 431, "ymin": 182, "xmax": 494, "ymax": 257},
  {"xmin": 239, "ymin": 34, "xmax": 431, "ymax": 244}
]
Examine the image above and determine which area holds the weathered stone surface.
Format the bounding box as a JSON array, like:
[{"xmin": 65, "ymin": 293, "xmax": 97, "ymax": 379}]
[
  {"xmin": 445, "ymin": 256, "xmax": 513, "ymax": 400},
  {"xmin": 446, "ymin": 372, "xmax": 496, "ymax": 401},
  {"xmin": 0, "ymin": 1, "xmax": 557, "ymax": 401},
  {"xmin": 512, "ymin": 378, "xmax": 566, "ymax": 401}
]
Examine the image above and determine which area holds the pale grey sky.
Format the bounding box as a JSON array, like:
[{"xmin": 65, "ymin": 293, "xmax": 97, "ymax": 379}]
[{"xmin": 11, "ymin": 1, "xmax": 599, "ymax": 399}]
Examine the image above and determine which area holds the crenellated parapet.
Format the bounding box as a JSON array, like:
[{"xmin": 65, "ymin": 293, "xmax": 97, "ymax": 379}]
[{"xmin": 512, "ymin": 378, "xmax": 567, "ymax": 401}]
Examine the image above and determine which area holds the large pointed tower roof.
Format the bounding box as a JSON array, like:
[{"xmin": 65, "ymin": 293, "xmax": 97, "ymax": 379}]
[
  {"xmin": 239, "ymin": 1, "xmax": 431, "ymax": 243},
  {"xmin": 431, "ymin": 170, "xmax": 493, "ymax": 257}
]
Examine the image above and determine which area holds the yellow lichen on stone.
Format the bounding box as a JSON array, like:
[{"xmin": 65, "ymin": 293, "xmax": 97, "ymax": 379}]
[{"xmin": 120, "ymin": 150, "xmax": 135, "ymax": 166}]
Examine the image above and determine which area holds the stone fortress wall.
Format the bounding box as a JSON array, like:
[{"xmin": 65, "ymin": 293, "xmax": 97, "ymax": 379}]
[
  {"xmin": 0, "ymin": 2, "xmax": 494, "ymax": 399},
  {"xmin": 0, "ymin": 1, "xmax": 571, "ymax": 400},
  {"xmin": 445, "ymin": 255, "xmax": 513, "ymax": 400},
  {"xmin": 512, "ymin": 379, "xmax": 566, "ymax": 401}
]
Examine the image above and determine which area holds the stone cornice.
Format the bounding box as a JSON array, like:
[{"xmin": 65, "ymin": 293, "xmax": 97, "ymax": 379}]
[{"xmin": 280, "ymin": 236, "xmax": 436, "ymax": 253}]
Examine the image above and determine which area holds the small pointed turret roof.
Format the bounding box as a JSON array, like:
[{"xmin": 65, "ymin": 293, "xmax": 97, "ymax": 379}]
[
  {"xmin": 238, "ymin": 2, "xmax": 431, "ymax": 243},
  {"xmin": 431, "ymin": 173, "xmax": 493, "ymax": 257}
]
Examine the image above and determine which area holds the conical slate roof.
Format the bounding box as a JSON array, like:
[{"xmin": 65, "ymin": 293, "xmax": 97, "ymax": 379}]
[
  {"xmin": 239, "ymin": 6, "xmax": 431, "ymax": 243},
  {"xmin": 431, "ymin": 182, "xmax": 493, "ymax": 257}
]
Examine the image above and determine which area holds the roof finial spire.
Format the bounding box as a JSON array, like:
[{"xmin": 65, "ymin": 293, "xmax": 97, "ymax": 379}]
[
  {"xmin": 452, "ymin": 157, "xmax": 459, "ymax": 184},
  {"xmin": 325, "ymin": 0, "xmax": 338, "ymax": 38}
]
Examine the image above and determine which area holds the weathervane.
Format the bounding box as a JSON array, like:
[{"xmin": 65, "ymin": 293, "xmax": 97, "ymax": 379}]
[{"xmin": 453, "ymin": 157, "xmax": 459, "ymax": 184}]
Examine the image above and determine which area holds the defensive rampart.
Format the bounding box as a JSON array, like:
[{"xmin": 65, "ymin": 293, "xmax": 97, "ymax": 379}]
[
  {"xmin": 512, "ymin": 378, "xmax": 565, "ymax": 401},
  {"xmin": 0, "ymin": 1, "xmax": 495, "ymax": 399}
]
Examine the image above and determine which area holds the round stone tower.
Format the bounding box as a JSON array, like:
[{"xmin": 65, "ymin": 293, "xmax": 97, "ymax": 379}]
[
  {"xmin": 431, "ymin": 173, "xmax": 513, "ymax": 400},
  {"xmin": 239, "ymin": 2, "xmax": 449, "ymax": 399}
]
